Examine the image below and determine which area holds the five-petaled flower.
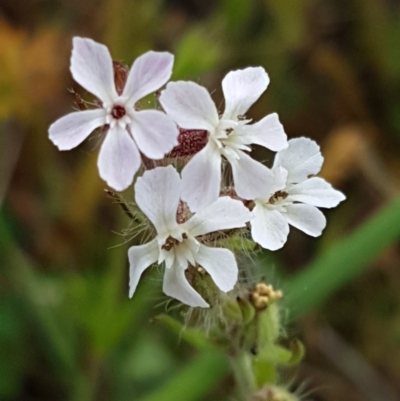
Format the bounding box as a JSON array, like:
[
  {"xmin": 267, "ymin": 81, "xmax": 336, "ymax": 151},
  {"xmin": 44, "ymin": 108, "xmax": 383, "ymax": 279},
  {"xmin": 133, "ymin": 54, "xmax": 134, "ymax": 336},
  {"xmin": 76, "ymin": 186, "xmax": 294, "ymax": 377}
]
[
  {"xmin": 128, "ymin": 165, "xmax": 253, "ymax": 307},
  {"xmin": 159, "ymin": 67, "xmax": 288, "ymax": 212},
  {"xmin": 249, "ymin": 138, "xmax": 346, "ymax": 250},
  {"xmin": 48, "ymin": 37, "xmax": 179, "ymax": 191}
]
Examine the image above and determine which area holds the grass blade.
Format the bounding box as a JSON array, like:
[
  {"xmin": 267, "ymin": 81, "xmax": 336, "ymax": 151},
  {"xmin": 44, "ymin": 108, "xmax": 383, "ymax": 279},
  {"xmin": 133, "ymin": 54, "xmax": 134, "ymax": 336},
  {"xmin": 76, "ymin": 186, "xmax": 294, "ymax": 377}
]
[
  {"xmin": 140, "ymin": 351, "xmax": 229, "ymax": 401},
  {"xmin": 284, "ymin": 199, "xmax": 400, "ymax": 318}
]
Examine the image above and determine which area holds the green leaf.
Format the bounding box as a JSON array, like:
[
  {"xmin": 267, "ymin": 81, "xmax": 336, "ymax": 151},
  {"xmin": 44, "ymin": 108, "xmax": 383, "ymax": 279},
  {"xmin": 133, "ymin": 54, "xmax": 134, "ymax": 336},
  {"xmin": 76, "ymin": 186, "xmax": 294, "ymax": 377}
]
[
  {"xmin": 253, "ymin": 358, "xmax": 277, "ymax": 388},
  {"xmin": 0, "ymin": 212, "xmax": 77, "ymax": 374},
  {"xmin": 140, "ymin": 351, "xmax": 229, "ymax": 401},
  {"xmin": 155, "ymin": 314, "xmax": 216, "ymax": 351},
  {"xmin": 284, "ymin": 199, "xmax": 400, "ymax": 318}
]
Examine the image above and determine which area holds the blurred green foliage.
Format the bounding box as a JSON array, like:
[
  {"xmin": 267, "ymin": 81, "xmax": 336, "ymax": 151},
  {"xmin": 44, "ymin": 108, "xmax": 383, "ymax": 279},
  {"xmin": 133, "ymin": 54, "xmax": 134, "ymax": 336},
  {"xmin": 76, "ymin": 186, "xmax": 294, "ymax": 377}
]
[{"xmin": 1, "ymin": 0, "xmax": 400, "ymax": 400}]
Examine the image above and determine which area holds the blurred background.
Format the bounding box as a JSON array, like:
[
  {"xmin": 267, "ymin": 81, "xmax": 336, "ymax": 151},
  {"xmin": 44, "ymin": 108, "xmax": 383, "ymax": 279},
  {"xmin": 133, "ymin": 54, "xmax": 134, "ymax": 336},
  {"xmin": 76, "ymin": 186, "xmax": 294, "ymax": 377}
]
[{"xmin": 1, "ymin": 0, "xmax": 400, "ymax": 400}]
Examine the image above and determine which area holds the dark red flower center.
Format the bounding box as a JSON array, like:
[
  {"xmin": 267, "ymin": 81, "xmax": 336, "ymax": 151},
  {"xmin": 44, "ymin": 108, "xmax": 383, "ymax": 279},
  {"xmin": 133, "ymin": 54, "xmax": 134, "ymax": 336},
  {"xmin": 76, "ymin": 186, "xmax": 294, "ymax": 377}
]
[{"xmin": 111, "ymin": 105, "xmax": 126, "ymax": 119}]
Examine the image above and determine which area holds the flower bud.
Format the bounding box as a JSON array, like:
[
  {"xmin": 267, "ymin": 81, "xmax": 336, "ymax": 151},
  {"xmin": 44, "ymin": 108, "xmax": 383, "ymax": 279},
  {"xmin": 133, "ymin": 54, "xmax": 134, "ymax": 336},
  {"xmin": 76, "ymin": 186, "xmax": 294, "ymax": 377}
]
[
  {"xmin": 222, "ymin": 297, "xmax": 244, "ymax": 323},
  {"xmin": 237, "ymin": 296, "xmax": 256, "ymax": 325}
]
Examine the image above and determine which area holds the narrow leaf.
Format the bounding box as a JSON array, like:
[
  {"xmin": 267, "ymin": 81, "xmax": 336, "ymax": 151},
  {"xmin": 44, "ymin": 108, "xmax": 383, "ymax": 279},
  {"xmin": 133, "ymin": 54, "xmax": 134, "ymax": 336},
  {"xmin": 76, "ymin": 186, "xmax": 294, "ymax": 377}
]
[
  {"xmin": 140, "ymin": 351, "xmax": 229, "ymax": 401},
  {"xmin": 284, "ymin": 199, "xmax": 400, "ymax": 318}
]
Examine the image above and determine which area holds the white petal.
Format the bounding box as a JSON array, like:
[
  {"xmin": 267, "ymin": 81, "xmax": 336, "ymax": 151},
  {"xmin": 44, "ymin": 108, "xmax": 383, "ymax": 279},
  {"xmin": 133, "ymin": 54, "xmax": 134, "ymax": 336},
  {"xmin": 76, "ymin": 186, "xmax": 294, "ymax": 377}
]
[
  {"xmin": 70, "ymin": 37, "xmax": 117, "ymax": 103},
  {"xmin": 195, "ymin": 245, "xmax": 238, "ymax": 292},
  {"xmin": 159, "ymin": 81, "xmax": 219, "ymax": 132},
  {"xmin": 177, "ymin": 238, "xmax": 198, "ymax": 268},
  {"xmin": 181, "ymin": 142, "xmax": 222, "ymax": 212},
  {"xmin": 222, "ymin": 67, "xmax": 270, "ymax": 119},
  {"xmin": 273, "ymin": 137, "xmax": 323, "ymax": 184},
  {"xmin": 287, "ymin": 177, "xmax": 346, "ymax": 208},
  {"xmin": 163, "ymin": 261, "xmax": 209, "ymax": 307},
  {"xmin": 162, "ymin": 250, "xmax": 175, "ymax": 271},
  {"xmin": 128, "ymin": 240, "xmax": 159, "ymax": 298},
  {"xmin": 130, "ymin": 110, "xmax": 179, "ymax": 159},
  {"xmin": 230, "ymin": 150, "xmax": 273, "ymax": 200},
  {"xmin": 284, "ymin": 204, "xmax": 326, "ymax": 237},
  {"xmin": 251, "ymin": 205, "xmax": 289, "ymax": 251},
  {"xmin": 183, "ymin": 197, "xmax": 252, "ymax": 237},
  {"xmin": 123, "ymin": 51, "xmax": 174, "ymax": 105},
  {"xmin": 49, "ymin": 109, "xmax": 106, "ymax": 150},
  {"xmin": 269, "ymin": 166, "xmax": 288, "ymax": 195},
  {"xmin": 97, "ymin": 125, "xmax": 140, "ymax": 191},
  {"xmin": 240, "ymin": 113, "xmax": 288, "ymax": 151},
  {"xmin": 135, "ymin": 165, "xmax": 181, "ymax": 237}
]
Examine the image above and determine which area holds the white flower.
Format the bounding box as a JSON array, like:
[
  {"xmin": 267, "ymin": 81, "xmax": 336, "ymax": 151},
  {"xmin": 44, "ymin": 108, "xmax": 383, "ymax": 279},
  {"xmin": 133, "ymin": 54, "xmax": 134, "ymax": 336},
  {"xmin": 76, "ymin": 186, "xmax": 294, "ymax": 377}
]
[
  {"xmin": 250, "ymin": 137, "xmax": 346, "ymax": 250},
  {"xmin": 128, "ymin": 165, "xmax": 253, "ymax": 307},
  {"xmin": 49, "ymin": 37, "xmax": 179, "ymax": 191},
  {"xmin": 159, "ymin": 67, "xmax": 288, "ymax": 212}
]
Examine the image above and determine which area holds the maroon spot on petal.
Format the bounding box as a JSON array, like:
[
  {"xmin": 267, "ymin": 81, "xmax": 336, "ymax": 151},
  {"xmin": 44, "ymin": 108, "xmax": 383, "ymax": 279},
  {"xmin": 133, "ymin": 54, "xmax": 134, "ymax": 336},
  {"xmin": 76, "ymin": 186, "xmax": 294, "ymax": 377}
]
[
  {"xmin": 176, "ymin": 200, "xmax": 191, "ymax": 224},
  {"xmin": 167, "ymin": 128, "xmax": 209, "ymax": 158},
  {"xmin": 113, "ymin": 60, "xmax": 129, "ymax": 95}
]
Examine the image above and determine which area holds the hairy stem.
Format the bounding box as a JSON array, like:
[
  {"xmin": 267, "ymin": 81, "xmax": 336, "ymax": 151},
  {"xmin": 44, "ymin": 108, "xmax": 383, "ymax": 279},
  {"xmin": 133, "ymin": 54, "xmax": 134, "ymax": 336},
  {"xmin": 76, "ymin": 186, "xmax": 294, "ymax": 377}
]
[{"xmin": 231, "ymin": 351, "xmax": 256, "ymax": 401}]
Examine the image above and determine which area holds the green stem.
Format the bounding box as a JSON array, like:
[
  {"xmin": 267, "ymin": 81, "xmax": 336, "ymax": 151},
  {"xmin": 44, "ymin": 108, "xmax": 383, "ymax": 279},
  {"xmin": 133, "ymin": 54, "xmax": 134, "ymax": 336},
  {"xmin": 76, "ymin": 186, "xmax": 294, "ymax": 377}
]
[{"xmin": 231, "ymin": 351, "xmax": 256, "ymax": 401}]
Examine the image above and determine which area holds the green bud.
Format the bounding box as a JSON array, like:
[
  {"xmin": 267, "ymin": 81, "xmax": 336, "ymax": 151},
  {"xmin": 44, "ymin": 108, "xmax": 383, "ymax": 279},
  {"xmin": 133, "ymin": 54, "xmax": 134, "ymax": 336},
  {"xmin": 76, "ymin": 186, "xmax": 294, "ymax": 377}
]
[
  {"xmin": 284, "ymin": 339, "xmax": 305, "ymax": 366},
  {"xmin": 237, "ymin": 296, "xmax": 256, "ymax": 325},
  {"xmin": 257, "ymin": 303, "xmax": 281, "ymax": 345},
  {"xmin": 222, "ymin": 298, "xmax": 244, "ymax": 323},
  {"xmin": 219, "ymin": 236, "xmax": 256, "ymax": 252}
]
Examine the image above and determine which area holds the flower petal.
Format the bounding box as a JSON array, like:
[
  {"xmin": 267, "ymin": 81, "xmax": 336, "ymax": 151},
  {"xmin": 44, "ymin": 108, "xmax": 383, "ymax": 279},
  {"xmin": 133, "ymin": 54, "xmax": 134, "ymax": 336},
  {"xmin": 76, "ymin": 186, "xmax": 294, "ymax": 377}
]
[
  {"xmin": 195, "ymin": 245, "xmax": 238, "ymax": 292},
  {"xmin": 49, "ymin": 109, "xmax": 106, "ymax": 150},
  {"xmin": 70, "ymin": 37, "xmax": 117, "ymax": 103},
  {"xmin": 230, "ymin": 150, "xmax": 273, "ymax": 200},
  {"xmin": 123, "ymin": 51, "xmax": 174, "ymax": 105},
  {"xmin": 240, "ymin": 113, "xmax": 288, "ymax": 151},
  {"xmin": 128, "ymin": 239, "xmax": 159, "ymax": 298},
  {"xmin": 97, "ymin": 125, "xmax": 140, "ymax": 191},
  {"xmin": 163, "ymin": 261, "xmax": 209, "ymax": 307},
  {"xmin": 287, "ymin": 177, "xmax": 346, "ymax": 208},
  {"xmin": 222, "ymin": 67, "xmax": 269, "ymax": 119},
  {"xmin": 183, "ymin": 197, "xmax": 252, "ymax": 237},
  {"xmin": 159, "ymin": 81, "xmax": 219, "ymax": 132},
  {"xmin": 284, "ymin": 203, "xmax": 326, "ymax": 237},
  {"xmin": 269, "ymin": 166, "xmax": 288, "ymax": 195},
  {"xmin": 135, "ymin": 166, "xmax": 181, "ymax": 238},
  {"xmin": 130, "ymin": 110, "xmax": 179, "ymax": 159},
  {"xmin": 181, "ymin": 142, "xmax": 222, "ymax": 212},
  {"xmin": 273, "ymin": 137, "xmax": 323, "ymax": 184},
  {"xmin": 251, "ymin": 205, "xmax": 289, "ymax": 251}
]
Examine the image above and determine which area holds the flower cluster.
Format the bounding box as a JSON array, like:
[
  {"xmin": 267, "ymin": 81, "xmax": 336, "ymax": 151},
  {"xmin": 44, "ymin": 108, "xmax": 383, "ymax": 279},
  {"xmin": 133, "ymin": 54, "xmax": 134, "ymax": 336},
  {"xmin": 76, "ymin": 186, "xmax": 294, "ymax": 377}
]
[{"xmin": 49, "ymin": 37, "xmax": 345, "ymax": 308}]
